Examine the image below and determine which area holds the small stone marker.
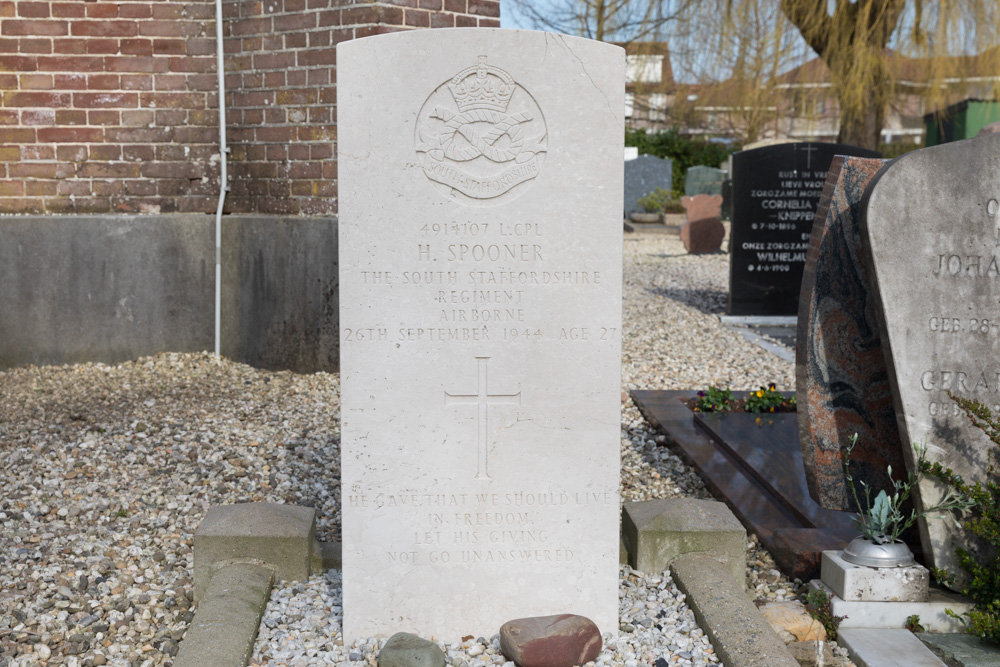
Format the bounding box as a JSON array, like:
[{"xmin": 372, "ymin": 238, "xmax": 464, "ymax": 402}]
[
  {"xmin": 728, "ymin": 142, "xmax": 880, "ymax": 315},
  {"xmin": 377, "ymin": 633, "xmax": 447, "ymax": 667},
  {"xmin": 860, "ymin": 133, "xmax": 1000, "ymax": 579},
  {"xmin": 795, "ymin": 155, "xmax": 902, "ymax": 511},
  {"xmin": 624, "ymin": 154, "xmax": 673, "ymax": 216},
  {"xmin": 684, "ymin": 165, "xmax": 726, "ymax": 197},
  {"xmin": 338, "ymin": 29, "xmax": 623, "ymax": 638},
  {"xmin": 680, "ymin": 195, "xmax": 725, "ymax": 254},
  {"xmin": 499, "ymin": 614, "xmax": 602, "ymax": 667},
  {"xmin": 820, "ymin": 550, "xmax": 929, "ymax": 602}
]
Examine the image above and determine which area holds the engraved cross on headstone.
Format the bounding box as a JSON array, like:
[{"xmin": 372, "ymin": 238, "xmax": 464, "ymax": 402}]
[
  {"xmin": 445, "ymin": 356, "xmax": 521, "ymax": 481},
  {"xmin": 800, "ymin": 143, "xmax": 819, "ymax": 170}
]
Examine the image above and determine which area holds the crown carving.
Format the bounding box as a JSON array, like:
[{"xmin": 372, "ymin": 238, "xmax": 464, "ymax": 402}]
[{"xmin": 448, "ymin": 56, "xmax": 515, "ymax": 113}]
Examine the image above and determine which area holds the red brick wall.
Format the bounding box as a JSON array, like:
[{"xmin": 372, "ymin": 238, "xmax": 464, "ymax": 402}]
[{"xmin": 0, "ymin": 0, "xmax": 500, "ymax": 215}]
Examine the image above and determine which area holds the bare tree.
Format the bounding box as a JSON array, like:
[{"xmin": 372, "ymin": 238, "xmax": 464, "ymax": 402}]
[{"xmin": 505, "ymin": 0, "xmax": 688, "ymax": 43}]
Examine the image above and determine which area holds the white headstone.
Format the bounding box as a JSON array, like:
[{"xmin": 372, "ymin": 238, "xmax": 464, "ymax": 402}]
[
  {"xmin": 624, "ymin": 146, "xmax": 639, "ymax": 161},
  {"xmin": 337, "ymin": 29, "xmax": 624, "ymax": 639}
]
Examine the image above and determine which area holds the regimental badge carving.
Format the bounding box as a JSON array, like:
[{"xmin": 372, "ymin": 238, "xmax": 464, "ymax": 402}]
[{"xmin": 415, "ymin": 56, "xmax": 547, "ymax": 205}]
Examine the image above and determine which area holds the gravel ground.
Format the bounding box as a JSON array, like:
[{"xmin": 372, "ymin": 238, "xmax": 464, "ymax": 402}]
[{"xmin": 0, "ymin": 231, "xmax": 851, "ymax": 667}]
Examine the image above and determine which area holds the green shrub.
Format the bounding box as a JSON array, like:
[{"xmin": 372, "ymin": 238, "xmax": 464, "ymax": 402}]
[
  {"xmin": 922, "ymin": 395, "xmax": 1000, "ymax": 644},
  {"xmin": 806, "ymin": 588, "xmax": 846, "ymax": 641}
]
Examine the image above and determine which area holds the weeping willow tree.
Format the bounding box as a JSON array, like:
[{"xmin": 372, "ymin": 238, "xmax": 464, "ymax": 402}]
[{"xmin": 682, "ymin": 0, "xmax": 1000, "ymax": 149}]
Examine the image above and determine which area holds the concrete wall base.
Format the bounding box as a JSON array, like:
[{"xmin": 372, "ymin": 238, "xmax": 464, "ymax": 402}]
[{"xmin": 0, "ymin": 214, "xmax": 339, "ymax": 373}]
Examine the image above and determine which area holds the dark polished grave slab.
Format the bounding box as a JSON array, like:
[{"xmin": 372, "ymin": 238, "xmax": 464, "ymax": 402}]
[
  {"xmin": 728, "ymin": 142, "xmax": 881, "ymax": 316},
  {"xmin": 631, "ymin": 389, "xmax": 861, "ymax": 580}
]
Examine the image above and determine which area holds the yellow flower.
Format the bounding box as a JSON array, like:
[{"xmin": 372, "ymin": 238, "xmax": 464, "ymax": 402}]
[{"xmin": 756, "ymin": 390, "xmax": 764, "ymax": 397}]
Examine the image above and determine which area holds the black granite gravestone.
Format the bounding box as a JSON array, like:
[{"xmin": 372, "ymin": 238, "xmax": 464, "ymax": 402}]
[{"xmin": 728, "ymin": 142, "xmax": 880, "ymax": 316}]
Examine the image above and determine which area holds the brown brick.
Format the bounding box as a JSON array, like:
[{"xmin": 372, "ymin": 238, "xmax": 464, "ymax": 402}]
[
  {"xmin": 122, "ymin": 145, "xmax": 154, "ymax": 162},
  {"xmin": 0, "ymin": 197, "xmax": 46, "ymax": 213},
  {"xmin": 17, "ymin": 73, "xmax": 51, "ymax": 89},
  {"xmin": 91, "ymin": 180, "xmax": 125, "ymax": 196},
  {"xmin": 54, "ymin": 109, "xmax": 86, "ymax": 124},
  {"xmin": 444, "ymin": 0, "xmax": 466, "ymax": 11},
  {"xmin": 3, "ymin": 91, "xmax": 71, "ymax": 107},
  {"xmin": 253, "ymin": 51, "xmax": 295, "ymax": 69},
  {"xmin": 45, "ymin": 197, "xmax": 111, "ymax": 214},
  {"xmin": 79, "ymin": 162, "xmax": 141, "ymax": 178},
  {"xmin": 105, "ymin": 55, "xmax": 170, "ymax": 73},
  {"xmin": 455, "ymin": 14, "xmax": 476, "ymax": 26},
  {"xmin": 431, "ymin": 12, "xmax": 454, "ymax": 27},
  {"xmin": 138, "ymin": 20, "xmax": 204, "ymax": 38},
  {"xmin": 75, "ymin": 92, "xmax": 138, "ymax": 108},
  {"xmin": 9, "ymin": 162, "xmax": 74, "ymax": 178},
  {"xmin": 123, "ymin": 179, "xmax": 157, "ymax": 196},
  {"xmin": 321, "ymin": 161, "xmax": 337, "ymax": 179},
  {"xmin": 26, "ymin": 180, "xmax": 58, "ymax": 196},
  {"xmin": 19, "ymin": 38, "xmax": 51, "ymax": 53},
  {"xmin": 57, "ymin": 145, "xmax": 88, "ymax": 162},
  {"xmin": 120, "ymin": 38, "xmax": 153, "ymax": 55},
  {"xmin": 274, "ymin": 12, "xmax": 316, "ymax": 31},
  {"xmin": 154, "ymin": 109, "xmax": 186, "ymax": 126},
  {"xmin": 256, "ymin": 126, "xmax": 294, "ymax": 142},
  {"xmin": 37, "ymin": 55, "xmax": 104, "ymax": 71},
  {"xmin": 118, "ymin": 4, "xmax": 153, "ymax": 19},
  {"xmin": 317, "ymin": 9, "xmax": 340, "ymax": 26},
  {"xmin": 173, "ymin": 126, "xmax": 216, "ymax": 143},
  {"xmin": 86, "ymin": 3, "xmax": 119, "ymax": 18},
  {"xmin": 275, "ymin": 88, "xmax": 317, "ymax": 105},
  {"xmin": 477, "ymin": 17, "xmax": 499, "ymax": 26},
  {"xmin": 150, "ymin": 3, "xmax": 185, "ymax": 20},
  {"xmin": 284, "ymin": 32, "xmax": 306, "ymax": 49},
  {"xmin": 51, "ymin": 37, "xmax": 85, "ymax": 53},
  {"xmin": 0, "ymin": 109, "xmax": 16, "ymax": 124},
  {"xmin": 71, "ymin": 21, "xmax": 137, "ymax": 37},
  {"xmin": 168, "ymin": 55, "xmax": 215, "ymax": 72},
  {"xmin": 298, "ymin": 125, "xmax": 335, "ymax": 142},
  {"xmin": 152, "ymin": 38, "xmax": 186, "ymax": 56},
  {"xmin": 121, "ymin": 73, "xmax": 153, "ymax": 90},
  {"xmin": 186, "ymin": 37, "xmax": 216, "ymax": 56},
  {"xmin": 288, "ymin": 162, "xmax": 322, "ymax": 179},
  {"xmin": 404, "ymin": 8, "xmax": 430, "ymax": 26},
  {"xmin": 88, "ymin": 109, "xmax": 119, "ymax": 125},
  {"xmin": 89, "ymin": 144, "xmax": 121, "ymax": 160},
  {"xmin": 297, "ymin": 48, "xmax": 335, "ymax": 66},
  {"xmin": 230, "ymin": 16, "xmax": 271, "ymax": 36},
  {"xmin": 86, "ymin": 74, "xmax": 121, "ymax": 89},
  {"xmin": 0, "ymin": 180, "xmax": 25, "ymax": 196},
  {"xmin": 52, "ymin": 73, "xmax": 86, "ymax": 89},
  {"xmin": 86, "ymin": 38, "xmax": 120, "ymax": 54},
  {"xmin": 21, "ymin": 108, "xmax": 55, "ymax": 125},
  {"xmin": 57, "ymin": 180, "xmax": 92, "ymax": 196},
  {"xmin": 0, "ymin": 1, "xmax": 13, "ymax": 17},
  {"xmin": 19, "ymin": 143, "xmax": 49, "ymax": 159},
  {"xmin": 0, "ymin": 55, "xmax": 35, "ymax": 71},
  {"xmin": 468, "ymin": 0, "xmax": 499, "ymax": 16},
  {"xmin": 121, "ymin": 109, "xmax": 155, "ymax": 126},
  {"xmin": 0, "ymin": 146, "xmax": 20, "ymax": 161},
  {"xmin": 2, "ymin": 19, "xmax": 68, "ymax": 36},
  {"xmin": 419, "ymin": 0, "xmax": 443, "ymax": 8},
  {"xmin": 385, "ymin": 0, "xmax": 419, "ymax": 6},
  {"xmin": 264, "ymin": 70, "xmax": 285, "ymax": 87},
  {"xmin": 50, "ymin": 3, "xmax": 86, "ymax": 18},
  {"xmin": 36, "ymin": 127, "xmax": 104, "ymax": 142},
  {"xmin": 141, "ymin": 91, "xmax": 205, "ymax": 109}
]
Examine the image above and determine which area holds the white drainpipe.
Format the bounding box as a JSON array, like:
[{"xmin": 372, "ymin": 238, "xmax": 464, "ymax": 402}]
[{"xmin": 214, "ymin": 0, "xmax": 229, "ymax": 358}]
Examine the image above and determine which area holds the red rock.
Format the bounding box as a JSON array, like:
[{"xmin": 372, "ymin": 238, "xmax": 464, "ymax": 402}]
[
  {"xmin": 499, "ymin": 614, "xmax": 602, "ymax": 667},
  {"xmin": 680, "ymin": 194, "xmax": 722, "ymax": 222},
  {"xmin": 680, "ymin": 217, "xmax": 725, "ymax": 254}
]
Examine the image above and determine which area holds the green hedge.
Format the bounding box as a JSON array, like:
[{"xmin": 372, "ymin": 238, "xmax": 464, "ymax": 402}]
[{"xmin": 625, "ymin": 128, "xmax": 733, "ymax": 197}]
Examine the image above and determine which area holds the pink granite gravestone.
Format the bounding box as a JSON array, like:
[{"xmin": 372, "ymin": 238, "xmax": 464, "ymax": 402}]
[{"xmin": 680, "ymin": 194, "xmax": 724, "ymax": 253}]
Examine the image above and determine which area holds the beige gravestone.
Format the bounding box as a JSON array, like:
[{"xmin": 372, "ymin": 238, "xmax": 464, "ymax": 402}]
[
  {"xmin": 861, "ymin": 134, "xmax": 1000, "ymax": 578},
  {"xmin": 337, "ymin": 29, "xmax": 624, "ymax": 639}
]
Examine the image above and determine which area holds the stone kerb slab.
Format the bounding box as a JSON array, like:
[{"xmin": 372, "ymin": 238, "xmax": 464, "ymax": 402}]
[
  {"xmin": 193, "ymin": 503, "xmax": 316, "ymax": 601},
  {"xmin": 860, "ymin": 134, "xmax": 1000, "ymax": 578},
  {"xmin": 338, "ymin": 29, "xmax": 623, "ymax": 639},
  {"xmin": 621, "ymin": 498, "xmax": 746, "ymax": 585},
  {"xmin": 795, "ymin": 156, "xmax": 902, "ymax": 511}
]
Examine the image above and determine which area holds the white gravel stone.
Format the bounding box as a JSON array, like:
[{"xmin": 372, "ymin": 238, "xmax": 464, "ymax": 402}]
[{"xmin": 0, "ymin": 231, "xmax": 854, "ymax": 667}]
